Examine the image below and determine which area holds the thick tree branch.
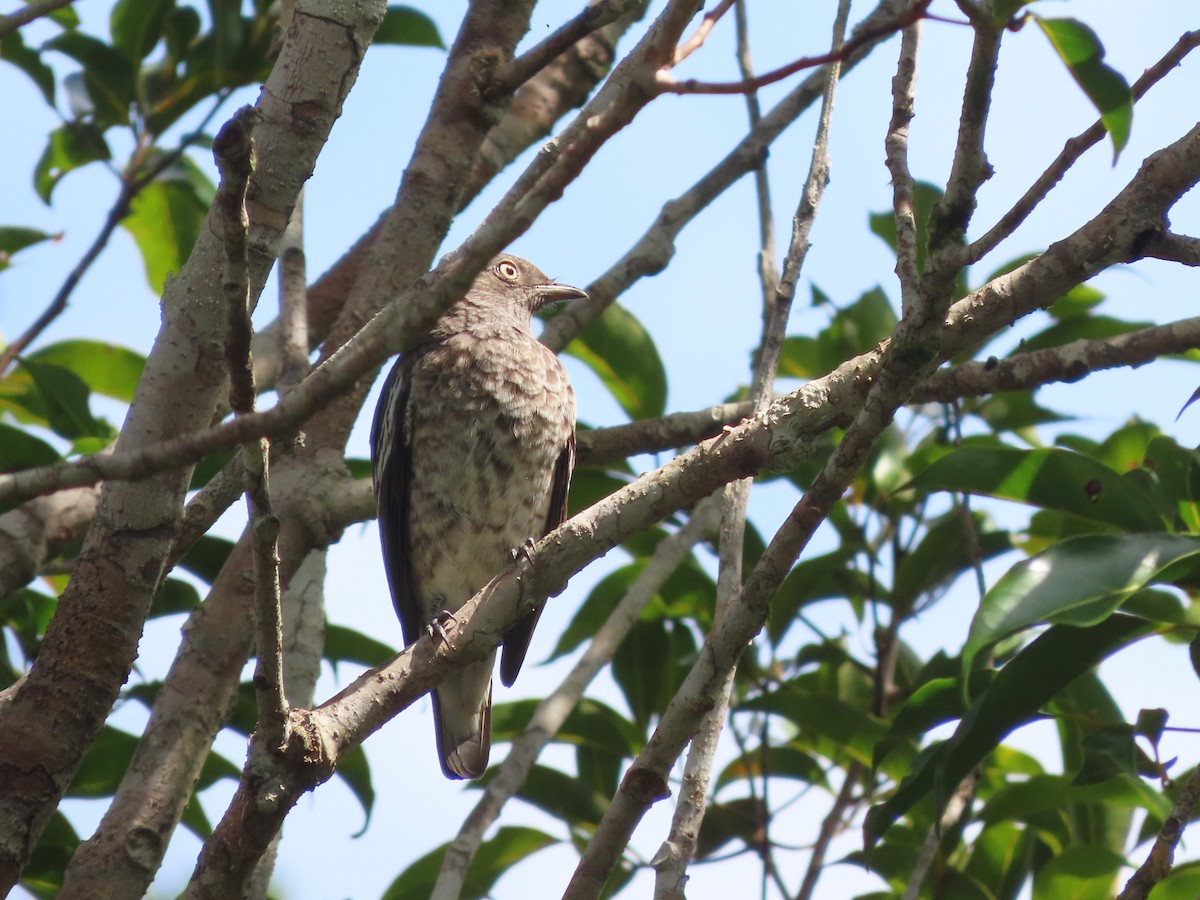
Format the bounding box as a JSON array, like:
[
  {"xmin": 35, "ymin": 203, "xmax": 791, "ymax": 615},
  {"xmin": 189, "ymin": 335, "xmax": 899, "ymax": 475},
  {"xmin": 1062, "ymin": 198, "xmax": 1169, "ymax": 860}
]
[{"xmin": 34, "ymin": 1, "xmax": 387, "ymax": 893}]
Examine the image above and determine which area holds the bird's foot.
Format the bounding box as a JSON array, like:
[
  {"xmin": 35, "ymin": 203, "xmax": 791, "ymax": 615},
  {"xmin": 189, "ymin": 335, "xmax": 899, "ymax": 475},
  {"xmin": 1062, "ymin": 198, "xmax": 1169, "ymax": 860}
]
[
  {"xmin": 510, "ymin": 538, "xmax": 537, "ymax": 567},
  {"xmin": 425, "ymin": 609, "xmax": 460, "ymax": 645}
]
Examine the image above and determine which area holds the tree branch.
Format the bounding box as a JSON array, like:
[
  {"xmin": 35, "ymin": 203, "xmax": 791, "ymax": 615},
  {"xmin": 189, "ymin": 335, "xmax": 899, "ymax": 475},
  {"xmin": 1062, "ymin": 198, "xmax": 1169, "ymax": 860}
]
[
  {"xmin": 0, "ymin": 0, "xmax": 72, "ymax": 40},
  {"xmin": 431, "ymin": 498, "xmax": 719, "ymax": 900}
]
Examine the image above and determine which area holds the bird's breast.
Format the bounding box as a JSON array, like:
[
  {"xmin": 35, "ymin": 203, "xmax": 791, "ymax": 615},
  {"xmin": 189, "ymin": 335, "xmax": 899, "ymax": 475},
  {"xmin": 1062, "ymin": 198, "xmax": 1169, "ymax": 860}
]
[{"xmin": 404, "ymin": 330, "xmax": 574, "ymax": 605}]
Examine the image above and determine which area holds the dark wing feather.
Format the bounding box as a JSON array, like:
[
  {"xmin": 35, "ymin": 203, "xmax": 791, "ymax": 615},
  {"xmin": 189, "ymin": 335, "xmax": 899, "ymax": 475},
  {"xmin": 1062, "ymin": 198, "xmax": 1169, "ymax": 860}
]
[
  {"xmin": 499, "ymin": 431, "xmax": 575, "ymax": 687},
  {"xmin": 371, "ymin": 355, "xmax": 422, "ymax": 647}
]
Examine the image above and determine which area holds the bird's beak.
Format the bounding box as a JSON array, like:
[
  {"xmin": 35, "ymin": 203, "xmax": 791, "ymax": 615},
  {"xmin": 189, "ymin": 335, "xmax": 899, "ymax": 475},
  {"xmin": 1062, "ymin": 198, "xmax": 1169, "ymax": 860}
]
[{"xmin": 536, "ymin": 283, "xmax": 589, "ymax": 304}]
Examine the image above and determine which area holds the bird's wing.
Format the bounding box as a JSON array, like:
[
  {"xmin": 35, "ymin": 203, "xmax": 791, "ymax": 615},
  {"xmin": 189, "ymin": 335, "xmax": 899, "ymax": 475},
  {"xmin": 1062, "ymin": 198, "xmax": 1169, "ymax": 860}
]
[
  {"xmin": 499, "ymin": 431, "xmax": 575, "ymax": 687},
  {"xmin": 371, "ymin": 354, "xmax": 422, "ymax": 646}
]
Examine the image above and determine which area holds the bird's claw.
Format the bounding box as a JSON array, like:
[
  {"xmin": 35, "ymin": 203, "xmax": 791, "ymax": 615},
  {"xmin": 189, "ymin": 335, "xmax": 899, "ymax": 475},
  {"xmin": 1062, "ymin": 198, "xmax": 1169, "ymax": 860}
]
[
  {"xmin": 425, "ymin": 609, "xmax": 460, "ymax": 645},
  {"xmin": 510, "ymin": 538, "xmax": 537, "ymax": 566}
]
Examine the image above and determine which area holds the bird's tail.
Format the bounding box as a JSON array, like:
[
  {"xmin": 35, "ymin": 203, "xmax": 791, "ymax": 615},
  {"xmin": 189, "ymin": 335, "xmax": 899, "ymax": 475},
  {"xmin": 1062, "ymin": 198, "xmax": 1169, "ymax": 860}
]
[{"xmin": 431, "ymin": 658, "xmax": 493, "ymax": 779}]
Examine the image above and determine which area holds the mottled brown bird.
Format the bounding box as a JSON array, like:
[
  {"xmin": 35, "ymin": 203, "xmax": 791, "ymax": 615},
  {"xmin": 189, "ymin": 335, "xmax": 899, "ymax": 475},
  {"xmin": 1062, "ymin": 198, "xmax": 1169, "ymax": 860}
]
[{"xmin": 371, "ymin": 255, "xmax": 586, "ymax": 779}]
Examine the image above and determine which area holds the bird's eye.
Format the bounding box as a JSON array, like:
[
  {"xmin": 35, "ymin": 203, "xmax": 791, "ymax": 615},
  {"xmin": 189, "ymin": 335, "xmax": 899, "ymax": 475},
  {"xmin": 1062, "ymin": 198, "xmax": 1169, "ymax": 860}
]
[{"xmin": 495, "ymin": 260, "xmax": 520, "ymax": 282}]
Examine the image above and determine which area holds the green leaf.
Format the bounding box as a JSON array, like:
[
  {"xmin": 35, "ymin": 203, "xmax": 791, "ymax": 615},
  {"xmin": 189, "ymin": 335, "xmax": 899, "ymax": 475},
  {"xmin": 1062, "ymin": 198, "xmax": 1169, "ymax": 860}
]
[
  {"xmin": 111, "ymin": 0, "xmax": 172, "ymax": 61},
  {"xmin": 968, "ymin": 391, "xmax": 1070, "ymax": 434},
  {"xmin": 0, "ymin": 422, "xmax": 60, "ymax": 474},
  {"xmin": 16, "ymin": 358, "xmax": 111, "ymax": 440},
  {"xmin": 1148, "ymin": 861, "xmax": 1200, "ymax": 900},
  {"xmin": 696, "ymin": 796, "xmax": 767, "ymax": 858},
  {"xmin": 382, "ymin": 826, "xmax": 557, "ymax": 900},
  {"xmin": 551, "ymin": 562, "xmax": 642, "ymax": 660},
  {"xmin": 565, "ymin": 302, "xmax": 666, "ymax": 420},
  {"xmin": 178, "ymin": 534, "xmax": 235, "ymax": 583},
  {"xmin": 0, "ymin": 227, "xmax": 58, "ymax": 272},
  {"xmin": 741, "ymin": 688, "xmax": 887, "ymax": 767},
  {"xmin": 44, "ymin": 31, "xmax": 137, "ymax": 127},
  {"xmin": 1018, "ymin": 315, "xmax": 1149, "ymax": 355},
  {"xmin": 22, "ymin": 813, "xmax": 79, "ymax": 899},
  {"xmin": 26, "ymin": 340, "xmax": 145, "ymax": 403},
  {"xmin": 910, "ymin": 446, "xmax": 1167, "ymax": 533},
  {"xmin": 0, "ymin": 31, "xmax": 56, "ymax": 106},
  {"xmin": 1031, "ymin": 844, "xmax": 1125, "ymax": 900},
  {"xmin": 121, "ymin": 157, "xmax": 215, "ymax": 291},
  {"xmin": 334, "ymin": 744, "xmax": 375, "ymax": 831},
  {"xmin": 873, "ymin": 671, "xmax": 994, "ymax": 770},
  {"xmin": 67, "ymin": 726, "xmax": 139, "ymax": 797},
  {"xmin": 324, "ymin": 623, "xmax": 396, "ymax": 668},
  {"xmin": 1035, "ymin": 17, "xmax": 1132, "ymax": 161},
  {"xmin": 714, "ymin": 743, "xmax": 828, "ymax": 792},
  {"xmin": 779, "ymin": 287, "xmax": 898, "ymax": 379},
  {"xmin": 866, "ymin": 616, "xmax": 1152, "ymax": 848},
  {"xmin": 963, "ymin": 534, "xmax": 1200, "ymax": 676},
  {"xmin": 33, "ymin": 124, "xmax": 112, "ymax": 204},
  {"xmin": 891, "ymin": 513, "xmax": 1011, "ymax": 615},
  {"xmin": 375, "ymin": 6, "xmax": 445, "ymax": 48},
  {"xmin": 491, "ymin": 697, "xmax": 640, "ymax": 759},
  {"xmin": 768, "ymin": 550, "xmax": 871, "ymax": 645},
  {"xmin": 869, "ymin": 182, "xmax": 965, "ymax": 291},
  {"xmin": 150, "ymin": 577, "xmax": 201, "ymax": 618},
  {"xmin": 611, "ymin": 618, "xmax": 694, "ymax": 729},
  {"xmin": 479, "ymin": 763, "xmax": 606, "ymax": 827}
]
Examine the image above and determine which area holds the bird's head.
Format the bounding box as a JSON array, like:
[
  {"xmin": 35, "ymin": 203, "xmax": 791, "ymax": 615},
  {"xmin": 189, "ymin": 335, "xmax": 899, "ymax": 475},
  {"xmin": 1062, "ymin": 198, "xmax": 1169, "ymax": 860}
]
[{"xmin": 469, "ymin": 255, "xmax": 588, "ymax": 317}]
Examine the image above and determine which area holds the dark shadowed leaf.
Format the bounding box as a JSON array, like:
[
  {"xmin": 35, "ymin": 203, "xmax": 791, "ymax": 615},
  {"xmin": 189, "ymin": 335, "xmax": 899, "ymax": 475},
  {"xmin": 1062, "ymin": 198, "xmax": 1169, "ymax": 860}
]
[
  {"xmin": 17, "ymin": 358, "xmax": 111, "ymax": 440},
  {"xmin": 111, "ymin": 0, "xmax": 173, "ymax": 61},
  {"xmin": 149, "ymin": 577, "xmax": 201, "ymax": 618},
  {"xmin": 478, "ymin": 763, "xmax": 606, "ymax": 827},
  {"xmin": 177, "ymin": 534, "xmax": 235, "ymax": 583},
  {"xmin": 0, "ymin": 423, "xmax": 60, "ymax": 474},
  {"xmin": 43, "ymin": 31, "xmax": 137, "ymax": 127},
  {"xmin": 21, "ymin": 813, "xmax": 79, "ymax": 899},
  {"xmin": 1031, "ymin": 844, "xmax": 1125, "ymax": 899},
  {"xmin": 324, "ymin": 622, "xmax": 396, "ymax": 668},
  {"xmin": 33, "ymin": 124, "xmax": 112, "ymax": 203},
  {"xmin": 1, "ymin": 31, "xmax": 57, "ymax": 106},
  {"xmin": 26, "ymin": 340, "xmax": 145, "ymax": 403},
  {"xmin": 866, "ymin": 616, "xmax": 1152, "ymax": 848},
  {"xmin": 382, "ymin": 826, "xmax": 556, "ymax": 900},
  {"xmin": 0, "ymin": 226, "xmax": 58, "ymax": 271},
  {"xmin": 375, "ymin": 6, "xmax": 445, "ymax": 48},
  {"xmin": 566, "ymin": 302, "xmax": 666, "ymax": 420},
  {"xmin": 336, "ymin": 744, "xmax": 376, "ymax": 830}
]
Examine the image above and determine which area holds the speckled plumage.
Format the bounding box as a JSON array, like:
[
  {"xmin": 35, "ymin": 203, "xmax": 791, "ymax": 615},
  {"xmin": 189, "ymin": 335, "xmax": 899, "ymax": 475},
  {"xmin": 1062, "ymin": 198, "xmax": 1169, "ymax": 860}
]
[{"xmin": 371, "ymin": 256, "xmax": 585, "ymax": 779}]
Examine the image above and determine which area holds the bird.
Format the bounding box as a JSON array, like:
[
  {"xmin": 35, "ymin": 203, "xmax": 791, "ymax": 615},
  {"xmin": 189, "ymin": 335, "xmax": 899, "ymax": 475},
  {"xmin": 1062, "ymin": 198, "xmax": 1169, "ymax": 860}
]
[{"xmin": 370, "ymin": 254, "xmax": 586, "ymax": 779}]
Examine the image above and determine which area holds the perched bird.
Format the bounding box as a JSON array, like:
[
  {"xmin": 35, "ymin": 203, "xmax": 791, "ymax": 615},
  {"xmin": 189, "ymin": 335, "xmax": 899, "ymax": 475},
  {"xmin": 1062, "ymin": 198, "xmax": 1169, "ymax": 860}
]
[{"xmin": 371, "ymin": 255, "xmax": 586, "ymax": 779}]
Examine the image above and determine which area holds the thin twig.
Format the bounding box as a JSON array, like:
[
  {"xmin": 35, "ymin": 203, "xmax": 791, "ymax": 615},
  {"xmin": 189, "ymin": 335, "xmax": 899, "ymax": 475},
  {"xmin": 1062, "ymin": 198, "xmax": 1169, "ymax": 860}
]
[
  {"xmin": 657, "ymin": 0, "xmax": 931, "ymax": 95},
  {"xmin": 0, "ymin": 94, "xmax": 233, "ymax": 375},
  {"xmin": 214, "ymin": 108, "xmax": 290, "ymax": 749},
  {"xmin": 495, "ymin": 0, "xmax": 644, "ymax": 93},
  {"xmin": 959, "ymin": 29, "xmax": 1200, "ymax": 268},
  {"xmin": 277, "ymin": 193, "xmax": 309, "ymax": 394},
  {"xmin": 885, "ymin": 21, "xmax": 922, "ymax": 314},
  {"xmin": 1119, "ymin": 765, "xmax": 1200, "ymax": 900},
  {"xmin": 795, "ymin": 764, "xmax": 862, "ymax": 900},
  {"xmin": 672, "ymin": 0, "xmax": 735, "ymax": 64}
]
